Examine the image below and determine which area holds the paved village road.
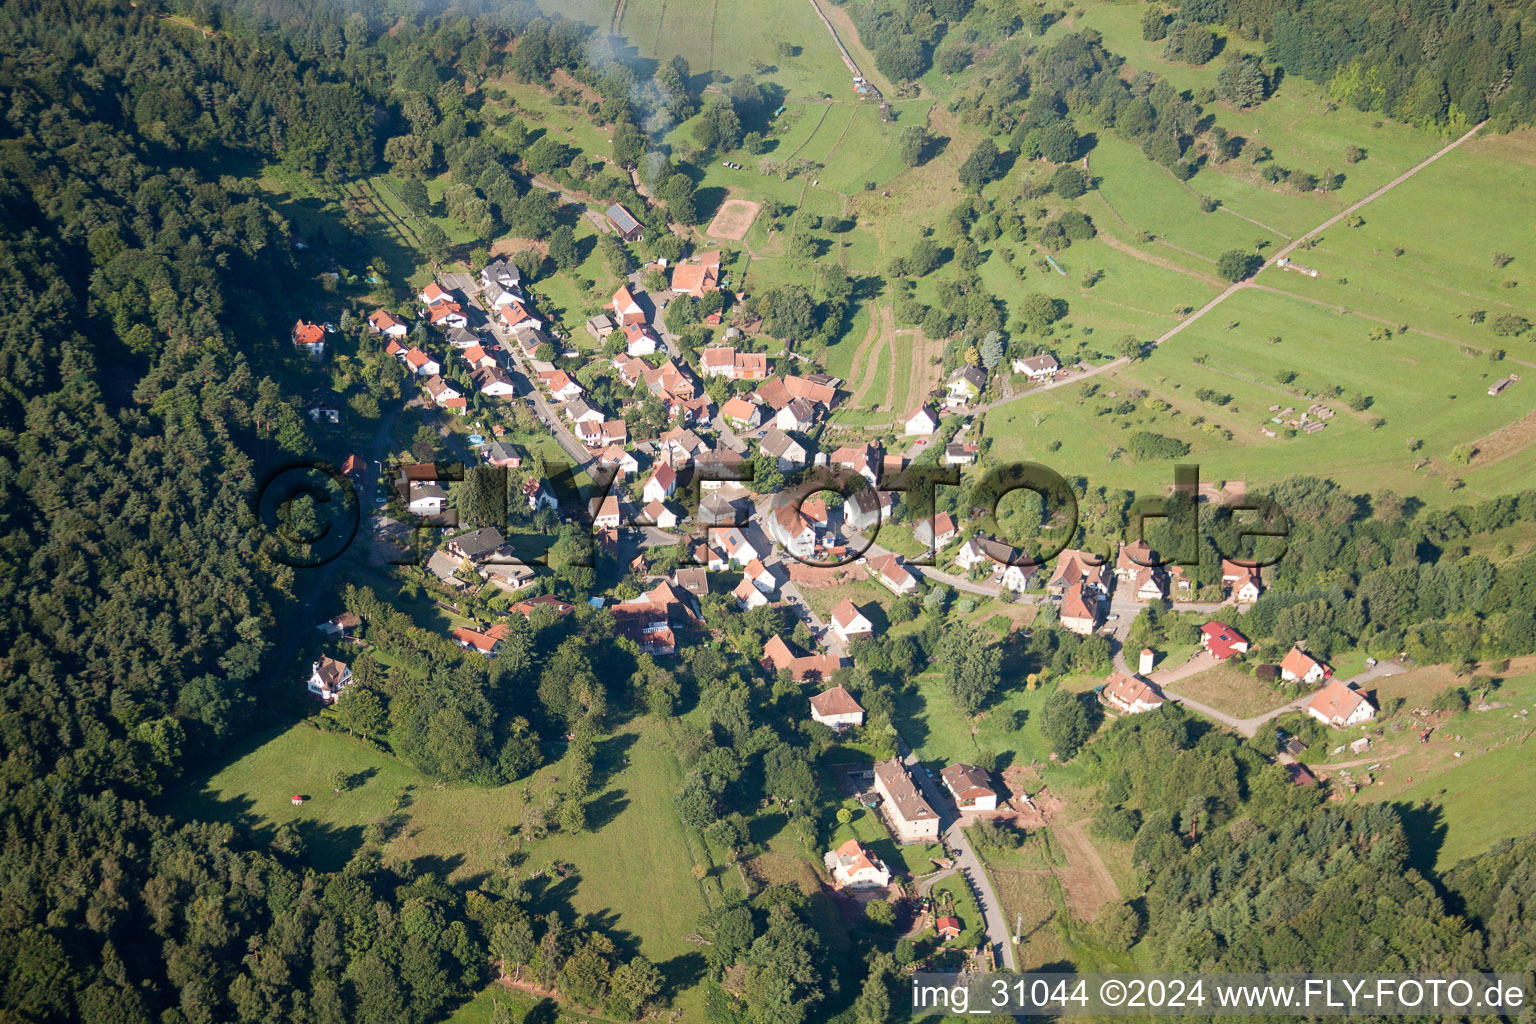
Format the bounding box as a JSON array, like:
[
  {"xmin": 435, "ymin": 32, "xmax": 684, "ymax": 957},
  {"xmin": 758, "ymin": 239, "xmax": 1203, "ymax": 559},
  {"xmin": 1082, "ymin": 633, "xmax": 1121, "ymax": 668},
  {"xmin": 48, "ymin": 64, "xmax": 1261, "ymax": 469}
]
[{"xmin": 897, "ymin": 735, "xmax": 1017, "ymax": 971}]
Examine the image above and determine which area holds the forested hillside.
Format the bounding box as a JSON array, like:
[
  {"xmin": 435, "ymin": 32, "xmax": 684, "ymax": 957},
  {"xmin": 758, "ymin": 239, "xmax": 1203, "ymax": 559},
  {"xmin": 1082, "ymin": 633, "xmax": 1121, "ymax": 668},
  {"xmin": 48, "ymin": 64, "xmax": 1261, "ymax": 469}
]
[{"xmin": 0, "ymin": 2, "xmax": 498, "ymax": 1020}]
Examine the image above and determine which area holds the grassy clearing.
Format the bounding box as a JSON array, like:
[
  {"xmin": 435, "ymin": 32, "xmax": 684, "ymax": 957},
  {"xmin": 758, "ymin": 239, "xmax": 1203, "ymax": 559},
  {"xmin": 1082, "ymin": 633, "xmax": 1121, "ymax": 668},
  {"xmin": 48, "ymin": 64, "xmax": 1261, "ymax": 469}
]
[
  {"xmin": 1336, "ymin": 665, "xmax": 1536, "ymax": 870},
  {"xmin": 165, "ymin": 719, "xmax": 716, "ymax": 1016},
  {"xmin": 1164, "ymin": 663, "xmax": 1286, "ymax": 718}
]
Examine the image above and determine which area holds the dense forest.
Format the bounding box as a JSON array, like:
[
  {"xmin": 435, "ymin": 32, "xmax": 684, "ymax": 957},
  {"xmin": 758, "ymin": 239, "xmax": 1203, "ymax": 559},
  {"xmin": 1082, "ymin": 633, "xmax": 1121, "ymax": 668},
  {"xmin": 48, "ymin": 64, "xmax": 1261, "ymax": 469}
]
[{"xmin": 3, "ymin": 0, "xmax": 1536, "ymax": 1021}]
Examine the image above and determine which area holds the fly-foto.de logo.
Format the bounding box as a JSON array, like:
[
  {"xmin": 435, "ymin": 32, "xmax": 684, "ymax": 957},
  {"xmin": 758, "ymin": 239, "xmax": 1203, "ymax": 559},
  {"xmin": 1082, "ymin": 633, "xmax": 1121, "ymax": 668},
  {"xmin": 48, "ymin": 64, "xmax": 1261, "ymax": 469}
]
[{"xmin": 251, "ymin": 457, "xmax": 1288, "ymax": 578}]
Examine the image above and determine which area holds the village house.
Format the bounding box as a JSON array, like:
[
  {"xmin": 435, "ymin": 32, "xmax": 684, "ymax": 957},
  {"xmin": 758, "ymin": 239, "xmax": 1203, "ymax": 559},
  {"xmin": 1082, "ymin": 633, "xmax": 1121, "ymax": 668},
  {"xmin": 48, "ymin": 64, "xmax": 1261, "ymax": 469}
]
[
  {"xmin": 769, "ymin": 504, "xmax": 818, "ymax": 560},
  {"xmin": 539, "ymin": 368, "xmax": 583, "ymax": 402},
  {"xmin": 1129, "ymin": 566, "xmax": 1166, "ymax": 602},
  {"xmin": 1116, "ymin": 540, "xmax": 1157, "ymax": 579},
  {"xmin": 946, "ymin": 365, "xmax": 986, "ymax": 407},
  {"xmin": 425, "ymin": 550, "xmax": 467, "ymax": 589},
  {"xmin": 716, "ymin": 527, "xmax": 762, "ymax": 567},
  {"xmin": 873, "ymin": 759, "xmax": 940, "ymax": 843},
  {"xmin": 934, "ymin": 440, "xmax": 974, "ymax": 467},
  {"xmin": 1059, "ymin": 583, "xmax": 1101, "ymax": 635},
  {"xmin": 759, "ymin": 427, "xmax": 809, "ymax": 471},
  {"xmin": 844, "ymin": 488, "xmax": 892, "ymax": 533},
  {"xmin": 1306, "ymin": 679, "xmax": 1376, "ymax": 728},
  {"xmin": 612, "ymin": 284, "xmax": 646, "ymax": 327},
  {"xmin": 824, "ymin": 839, "xmax": 890, "ymax": 889},
  {"xmin": 461, "ymin": 345, "xmax": 497, "ymax": 371},
  {"xmin": 733, "ymin": 351, "xmax": 769, "ymax": 380},
  {"xmin": 399, "ymin": 346, "xmax": 439, "ymax": 377},
  {"xmin": 785, "ymin": 374, "xmax": 837, "ymax": 407},
  {"xmin": 291, "ymin": 320, "xmax": 326, "ymax": 357},
  {"xmin": 481, "ymin": 563, "xmax": 535, "ymax": 593},
  {"xmin": 1222, "ymin": 559, "xmax": 1263, "ymax": 603},
  {"xmin": 481, "ymin": 257, "xmax": 521, "ymax": 293},
  {"xmin": 624, "ymin": 322, "xmax": 661, "ymax": 357},
  {"xmin": 830, "ymin": 599, "xmax": 875, "ymax": 645},
  {"xmin": 447, "ymin": 326, "xmax": 481, "ymax": 349},
  {"xmin": 564, "ymin": 397, "xmax": 604, "ymax": 426},
  {"xmin": 1280, "ymin": 647, "xmax": 1330, "ymax": 685},
  {"xmin": 831, "ymin": 444, "xmax": 881, "ymax": 486},
  {"xmin": 657, "ymin": 426, "xmax": 708, "ymax": 466},
  {"xmin": 762, "ymin": 635, "xmax": 844, "ymax": 683},
  {"xmin": 307, "ymin": 656, "xmax": 353, "ymax": 703},
  {"xmin": 1101, "ymin": 673, "xmax": 1166, "ymax": 714},
  {"xmin": 867, "ymin": 552, "xmax": 918, "ymax": 595},
  {"xmin": 586, "ymin": 313, "xmax": 616, "ymax": 344},
  {"xmin": 606, "ymin": 203, "xmax": 643, "ymax": 242},
  {"xmin": 316, "ymin": 611, "xmax": 361, "ymax": 636},
  {"xmin": 643, "ymin": 464, "xmax": 678, "ymax": 504},
  {"xmin": 1012, "ymin": 353, "xmax": 1060, "ymax": 382},
  {"xmin": 694, "ymin": 448, "xmax": 745, "ymax": 490},
  {"xmin": 936, "ymin": 917, "xmax": 962, "ymax": 941},
  {"xmin": 472, "ymin": 365, "xmax": 518, "ymax": 397},
  {"xmin": 699, "ymin": 492, "xmax": 744, "ymax": 529},
  {"xmin": 511, "ymin": 594, "xmax": 574, "ymax": 620},
  {"xmin": 446, "ymin": 527, "xmax": 507, "ymax": 564},
  {"xmin": 419, "ymin": 282, "xmax": 453, "ymax": 306},
  {"xmin": 483, "ymin": 440, "xmax": 526, "ymax": 468},
  {"xmin": 367, "ymin": 309, "xmax": 409, "ymax": 337},
  {"xmin": 809, "ymin": 685, "xmax": 866, "ymax": 730},
  {"xmin": 941, "ymin": 764, "xmax": 998, "ymax": 811},
  {"xmin": 639, "ymin": 500, "xmax": 679, "ymax": 530},
  {"xmin": 721, "ymin": 396, "xmax": 762, "ymax": 429},
  {"xmin": 905, "ymin": 405, "xmax": 941, "ymax": 436},
  {"xmin": 1200, "ymin": 621, "xmax": 1250, "ymax": 659},
  {"xmin": 423, "ymin": 375, "xmax": 462, "ymax": 407},
  {"xmin": 523, "ymin": 478, "xmax": 558, "ymax": 513},
  {"xmin": 595, "ymin": 445, "xmax": 640, "ymax": 476},
  {"xmin": 776, "ymin": 397, "xmax": 817, "ymax": 432},
  {"xmin": 452, "ymin": 624, "xmax": 509, "ymax": 657},
  {"xmin": 591, "ymin": 494, "xmax": 622, "ymax": 530},
  {"xmin": 496, "ymin": 299, "xmax": 543, "ymax": 333},
  {"xmin": 643, "ymin": 359, "xmax": 697, "ymax": 403},
  {"xmin": 733, "ymin": 577, "xmax": 769, "ymax": 610},
  {"xmin": 744, "ymin": 558, "xmax": 776, "ymax": 593},
  {"xmin": 408, "ymin": 481, "xmax": 449, "ymax": 516},
  {"xmin": 1048, "ymin": 548, "xmax": 1111, "ymax": 598},
  {"xmin": 428, "ymin": 302, "xmax": 469, "ymax": 329},
  {"xmin": 671, "ymin": 250, "xmax": 721, "ymax": 297},
  {"xmin": 672, "ymin": 568, "xmax": 708, "ymax": 601},
  {"xmin": 913, "ymin": 512, "xmax": 959, "ymax": 550},
  {"xmin": 753, "ymin": 377, "xmax": 794, "ymax": 412}
]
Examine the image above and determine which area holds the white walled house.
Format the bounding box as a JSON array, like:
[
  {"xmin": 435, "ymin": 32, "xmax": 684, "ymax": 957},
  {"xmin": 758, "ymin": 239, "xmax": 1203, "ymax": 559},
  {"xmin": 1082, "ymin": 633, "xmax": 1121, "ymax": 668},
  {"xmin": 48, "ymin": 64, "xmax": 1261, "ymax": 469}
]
[{"xmin": 809, "ymin": 685, "xmax": 865, "ymax": 729}]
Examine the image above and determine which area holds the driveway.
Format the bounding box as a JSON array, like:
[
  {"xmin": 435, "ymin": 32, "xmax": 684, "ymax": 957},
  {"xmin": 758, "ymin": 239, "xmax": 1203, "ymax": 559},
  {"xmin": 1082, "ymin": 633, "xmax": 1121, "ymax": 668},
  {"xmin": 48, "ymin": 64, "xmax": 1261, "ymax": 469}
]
[{"xmin": 896, "ymin": 735, "xmax": 1016, "ymax": 971}]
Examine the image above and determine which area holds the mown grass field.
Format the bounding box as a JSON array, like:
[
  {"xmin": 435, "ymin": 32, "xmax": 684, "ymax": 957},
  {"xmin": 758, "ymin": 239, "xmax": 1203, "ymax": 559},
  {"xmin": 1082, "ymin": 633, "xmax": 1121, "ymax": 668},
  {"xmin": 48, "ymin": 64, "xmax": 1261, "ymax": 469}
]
[
  {"xmin": 165, "ymin": 719, "xmax": 717, "ymax": 1017},
  {"xmin": 1337, "ymin": 663, "xmax": 1536, "ymax": 870}
]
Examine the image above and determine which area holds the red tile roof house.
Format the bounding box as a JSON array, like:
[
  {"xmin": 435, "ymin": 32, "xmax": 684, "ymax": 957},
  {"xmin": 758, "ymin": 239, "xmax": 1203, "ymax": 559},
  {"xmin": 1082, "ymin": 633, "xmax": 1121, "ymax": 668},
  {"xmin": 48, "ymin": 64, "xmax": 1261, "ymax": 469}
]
[
  {"xmin": 1101, "ymin": 673, "xmax": 1166, "ymax": 715},
  {"xmin": 1221, "ymin": 558, "xmax": 1263, "ymax": 603},
  {"xmin": 762, "ymin": 635, "xmax": 845, "ymax": 684},
  {"xmin": 867, "ymin": 553, "xmax": 918, "ymax": 595},
  {"xmin": 419, "ymin": 282, "xmax": 453, "ymax": 306},
  {"xmin": 1279, "ymin": 647, "xmax": 1330, "ymax": 685},
  {"xmin": 1305, "ymin": 679, "xmax": 1377, "ymax": 728},
  {"xmin": 1199, "ymin": 622, "xmax": 1250, "ymax": 660},
  {"xmin": 941, "ymin": 763, "xmax": 998, "ymax": 811},
  {"xmin": 1059, "ymin": 583, "xmax": 1101, "ymax": 635},
  {"xmin": 935, "ymin": 916, "xmax": 963, "ymax": 941},
  {"xmin": 809, "ymin": 685, "xmax": 865, "ymax": 729},
  {"xmin": 452, "ymin": 625, "xmax": 506, "ymax": 657},
  {"xmin": 642, "ymin": 463, "xmax": 677, "ymax": 504},
  {"xmin": 824, "ymin": 839, "xmax": 891, "ymax": 889},
  {"xmin": 367, "ymin": 309, "xmax": 409, "ymax": 337},
  {"xmin": 612, "ymin": 284, "xmax": 646, "ymax": 326},
  {"xmin": 291, "ymin": 319, "xmax": 326, "ymax": 357},
  {"xmin": 829, "ymin": 598, "xmax": 875, "ymax": 645}
]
